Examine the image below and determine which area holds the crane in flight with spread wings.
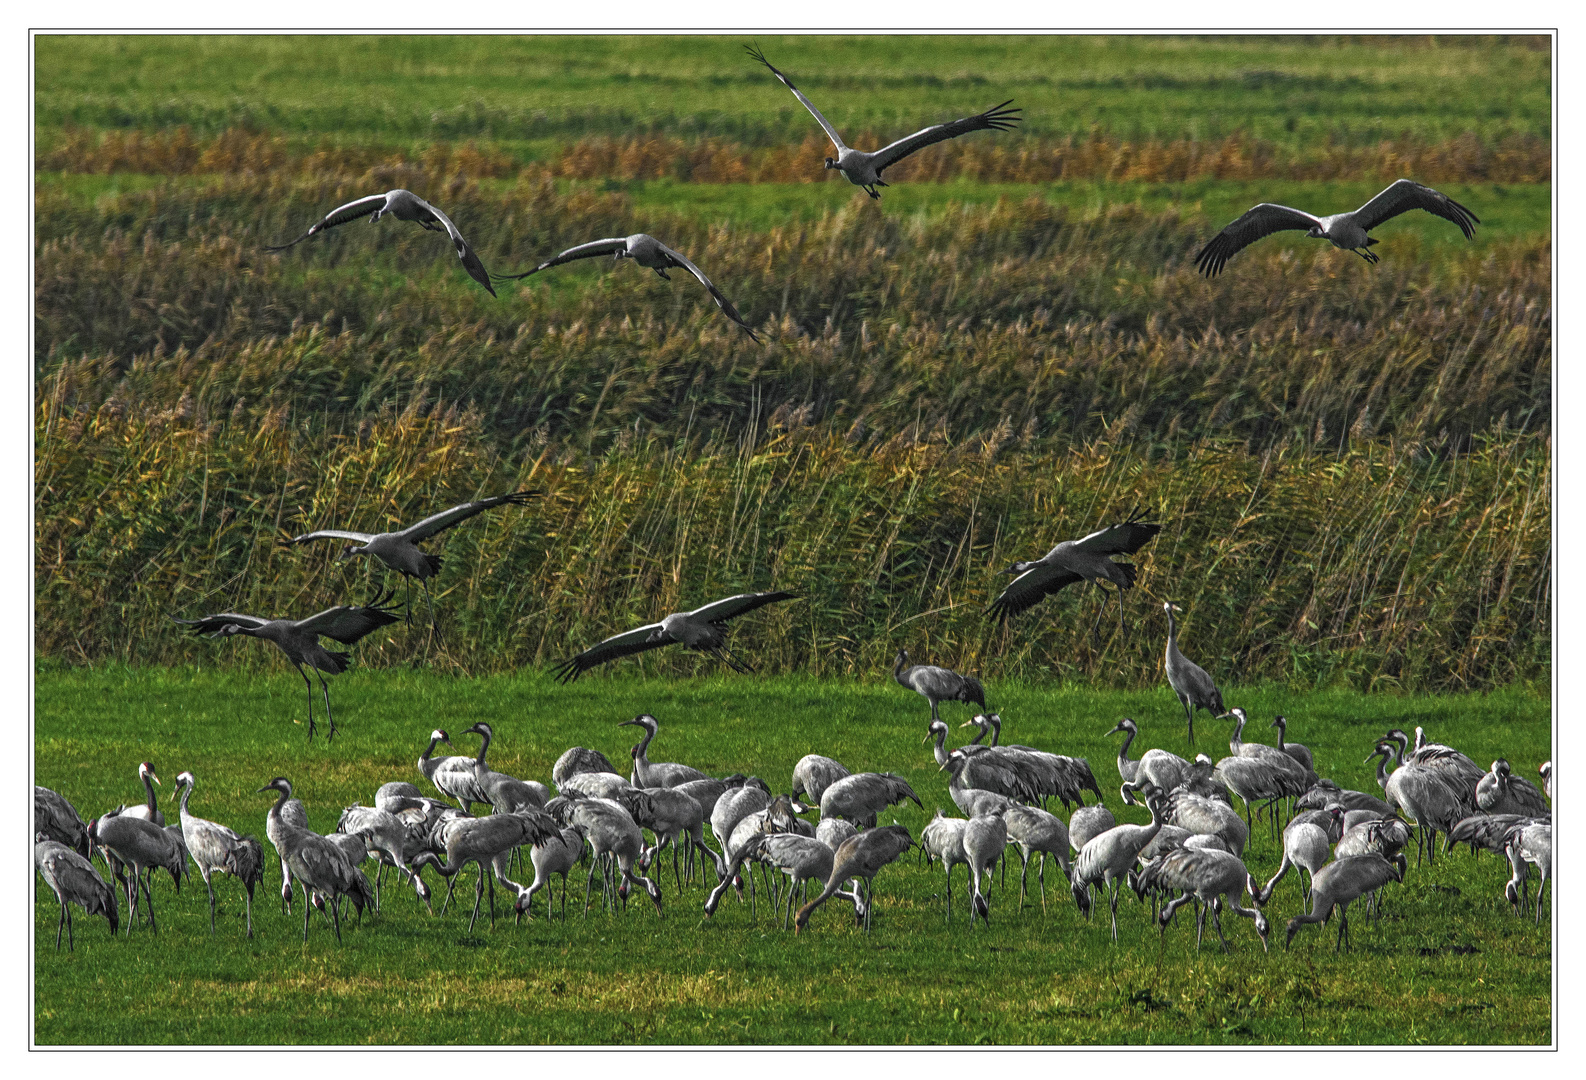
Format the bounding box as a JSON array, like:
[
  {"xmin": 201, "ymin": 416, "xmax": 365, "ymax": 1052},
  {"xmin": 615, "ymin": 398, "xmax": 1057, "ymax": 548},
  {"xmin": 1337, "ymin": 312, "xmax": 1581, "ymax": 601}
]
[
  {"xmin": 552, "ymin": 591, "xmax": 799, "ymax": 684},
  {"xmin": 988, "ymin": 510, "xmax": 1163, "ymax": 639}
]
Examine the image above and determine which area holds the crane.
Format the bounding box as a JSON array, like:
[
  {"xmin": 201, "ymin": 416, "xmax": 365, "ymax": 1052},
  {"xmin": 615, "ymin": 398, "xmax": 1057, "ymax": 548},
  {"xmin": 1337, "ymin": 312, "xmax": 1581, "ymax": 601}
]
[
  {"xmin": 1476, "ymin": 759, "xmax": 1550, "ymax": 817},
  {"xmin": 86, "ymin": 810, "xmax": 184, "ymax": 935},
  {"xmin": 794, "ymin": 825, "xmax": 914, "ymax": 934},
  {"xmin": 465, "ymin": 721, "xmax": 550, "ymax": 813},
  {"xmin": 171, "ymin": 771, "xmax": 264, "ymax": 937},
  {"xmin": 552, "ymin": 591, "xmax": 797, "ymax": 683},
  {"xmin": 1539, "ymin": 761, "xmax": 1551, "ymax": 800},
  {"xmin": 1195, "ymin": 179, "xmax": 1478, "ymax": 277},
  {"xmin": 963, "ymin": 713, "xmax": 1104, "ymax": 808},
  {"xmin": 35, "ymin": 786, "xmax": 90, "ymax": 857},
  {"xmin": 417, "ymin": 728, "xmax": 489, "ymax": 814},
  {"xmin": 1003, "ymin": 804, "xmax": 1073, "ymax": 913},
  {"xmin": 1253, "ymin": 820, "xmax": 1332, "ymax": 906},
  {"xmin": 548, "ymin": 795, "xmax": 663, "ymax": 917},
  {"xmin": 1369, "ymin": 741, "xmax": 1466, "ymax": 866},
  {"xmin": 962, "ymin": 810, "xmax": 1008, "ymax": 928},
  {"xmin": 791, "ymin": 754, "xmax": 851, "ymax": 806},
  {"xmin": 1162, "ymin": 602, "xmax": 1224, "ymax": 746},
  {"xmin": 619, "ymin": 714, "xmax": 709, "ymax": 788},
  {"xmin": 921, "ymin": 809, "xmax": 971, "ymax": 922},
  {"xmin": 258, "ymin": 777, "xmax": 375, "ymax": 943},
  {"xmin": 551, "ymin": 746, "xmax": 621, "ymax": 787},
  {"xmin": 1067, "ymin": 804, "xmax": 1117, "ymax": 853},
  {"xmin": 117, "ymin": 761, "xmax": 164, "ymax": 825},
  {"xmin": 894, "ymin": 649, "xmax": 985, "ymax": 722},
  {"xmin": 819, "ymin": 772, "xmax": 922, "ymax": 828},
  {"xmin": 493, "ymin": 234, "xmax": 760, "ymax": 341},
  {"xmin": 1296, "ymin": 778, "xmax": 1393, "ymax": 817},
  {"xmin": 290, "ymin": 491, "xmax": 539, "ymax": 628},
  {"xmin": 1283, "ymin": 855, "xmax": 1403, "ymax": 952},
  {"xmin": 1140, "ymin": 846, "xmax": 1269, "ymax": 952},
  {"xmin": 746, "ymin": 44, "xmax": 1019, "ymax": 200},
  {"xmin": 175, "ymin": 592, "xmax": 402, "ymax": 741},
  {"xmin": 627, "ymin": 784, "xmax": 710, "ymax": 890},
  {"xmin": 939, "ymin": 749, "xmax": 1032, "ymax": 817},
  {"xmin": 1164, "ymin": 789, "xmax": 1249, "ymax": 859},
  {"xmin": 513, "ymin": 824, "xmax": 585, "ymax": 923},
  {"xmin": 265, "ymin": 188, "xmax": 497, "ymax": 293},
  {"xmin": 1071, "ymin": 792, "xmax": 1168, "ymax": 943},
  {"xmin": 411, "ymin": 810, "xmax": 560, "ymax": 933},
  {"xmin": 335, "ymin": 805, "xmax": 432, "ymax": 911},
  {"xmin": 988, "ymin": 510, "xmax": 1162, "ymax": 638},
  {"xmin": 1503, "ymin": 824, "xmax": 1551, "ymax": 924},
  {"xmin": 35, "ymin": 837, "xmax": 119, "ymax": 950},
  {"xmin": 1270, "ymin": 716, "xmax": 1315, "ymax": 776}
]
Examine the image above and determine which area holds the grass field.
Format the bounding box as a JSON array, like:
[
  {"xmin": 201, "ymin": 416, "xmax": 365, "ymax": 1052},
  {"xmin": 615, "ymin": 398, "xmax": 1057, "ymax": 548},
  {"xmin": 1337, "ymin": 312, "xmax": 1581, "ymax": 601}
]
[{"xmin": 33, "ymin": 668, "xmax": 1551, "ymax": 1045}]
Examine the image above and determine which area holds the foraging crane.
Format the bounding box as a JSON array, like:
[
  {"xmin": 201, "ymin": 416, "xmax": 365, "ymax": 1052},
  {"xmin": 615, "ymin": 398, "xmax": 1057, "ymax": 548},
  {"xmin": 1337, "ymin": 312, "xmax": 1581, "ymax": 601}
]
[
  {"xmin": 672, "ymin": 775, "xmax": 738, "ymax": 822},
  {"xmin": 1141, "ymin": 847, "xmax": 1269, "ymax": 952},
  {"xmin": 1476, "ymin": 759, "xmax": 1550, "ymax": 817},
  {"xmin": 290, "ymin": 491, "xmax": 539, "ymax": 628},
  {"xmin": 552, "ymin": 746, "xmax": 621, "ymax": 787},
  {"xmin": 335, "ymin": 805, "xmax": 432, "ymax": 910},
  {"xmin": 552, "ymin": 591, "xmax": 797, "ymax": 682},
  {"xmin": 962, "ymin": 811, "xmax": 1008, "ymax": 928},
  {"xmin": 548, "ymin": 795, "xmax": 662, "ymax": 917},
  {"xmin": 989, "ymin": 510, "xmax": 1162, "ymax": 637},
  {"xmin": 514, "ymin": 824, "xmax": 585, "ymax": 923},
  {"xmin": 172, "ymin": 772, "xmax": 264, "ymax": 937},
  {"xmin": 964, "ymin": 713, "xmax": 1104, "ymax": 807},
  {"xmin": 1067, "ymin": 804, "xmax": 1117, "ymax": 853},
  {"xmin": 466, "ymin": 722, "xmax": 550, "ymax": 811},
  {"xmin": 559, "ymin": 770, "xmax": 633, "ymax": 801},
  {"xmin": 36, "ymin": 837, "xmax": 119, "ymax": 950},
  {"xmin": 791, "ymin": 754, "xmax": 851, "ymax": 806},
  {"xmin": 1289, "ymin": 804, "xmax": 1347, "ymax": 844},
  {"xmin": 716, "ymin": 796, "xmax": 814, "ymax": 912},
  {"xmin": 86, "ymin": 810, "xmax": 184, "ymax": 935},
  {"xmin": 1254, "ymin": 821, "xmax": 1331, "ymax": 906},
  {"xmin": 746, "ymin": 44, "xmax": 1019, "ymax": 200},
  {"xmin": 1165, "ymin": 789, "xmax": 1249, "ymax": 859},
  {"xmin": 818, "ymin": 772, "xmax": 922, "ymax": 828},
  {"xmin": 35, "ymin": 786, "xmax": 90, "ymax": 857},
  {"xmin": 175, "ymin": 592, "xmax": 402, "ymax": 741},
  {"xmin": 940, "ymin": 750, "xmax": 1026, "ymax": 817},
  {"xmin": 1283, "ymin": 855, "xmax": 1403, "ymax": 952},
  {"xmin": 258, "ymin": 778, "xmax": 375, "ymax": 943},
  {"xmin": 411, "ymin": 809, "xmax": 560, "ymax": 933},
  {"xmin": 757, "ymin": 834, "xmax": 850, "ymax": 930},
  {"xmin": 493, "ymin": 234, "xmax": 760, "ymax": 342},
  {"xmin": 710, "ymin": 780, "xmax": 771, "ymax": 864},
  {"xmin": 1163, "ymin": 602, "xmax": 1223, "ymax": 746},
  {"xmin": 1194, "ymin": 179, "xmax": 1479, "ymax": 277},
  {"xmin": 1450, "ymin": 812, "xmax": 1547, "ymax": 858},
  {"xmin": 894, "ymin": 649, "xmax": 985, "ymax": 722},
  {"xmin": 629, "ymin": 783, "xmax": 710, "ymax": 889},
  {"xmin": 266, "ymin": 188, "xmax": 498, "ymax": 294},
  {"xmin": 1270, "ymin": 716, "xmax": 1315, "ymax": 776},
  {"xmin": 619, "ymin": 714, "xmax": 709, "ymax": 788},
  {"xmin": 1071, "ymin": 793, "xmax": 1167, "ymax": 943},
  {"xmin": 921, "ymin": 809, "xmax": 970, "ymax": 922},
  {"xmin": 374, "ymin": 781, "xmax": 449, "ymax": 816},
  {"xmin": 795, "ymin": 825, "xmax": 914, "ymax": 934},
  {"xmin": 1003, "ymin": 804, "xmax": 1073, "ymax": 913},
  {"xmin": 1503, "ymin": 824, "xmax": 1551, "ymax": 924}
]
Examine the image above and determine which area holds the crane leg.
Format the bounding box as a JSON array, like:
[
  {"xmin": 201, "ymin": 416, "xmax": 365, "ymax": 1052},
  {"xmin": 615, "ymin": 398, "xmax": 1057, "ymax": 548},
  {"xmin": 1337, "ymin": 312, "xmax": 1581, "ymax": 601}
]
[
  {"xmin": 1019, "ymin": 850, "xmax": 1029, "ymax": 906},
  {"xmin": 421, "ymin": 577, "xmax": 437, "ymax": 633},
  {"xmin": 488, "ymin": 871, "xmax": 497, "ymax": 929},
  {"xmin": 329, "ymin": 889, "xmax": 343, "ymax": 943},
  {"xmin": 1039, "ymin": 853, "xmax": 1047, "ymax": 914},
  {"xmin": 1181, "ymin": 699, "xmax": 1196, "ymax": 747},
  {"xmin": 944, "ymin": 863, "xmax": 953, "ymax": 922},
  {"xmin": 140, "ymin": 869, "xmax": 158, "ymax": 934},
  {"xmin": 1108, "ymin": 885, "xmax": 1120, "ymax": 944},
  {"xmin": 1087, "ymin": 586, "xmax": 1111, "ymax": 645},
  {"xmin": 206, "ymin": 873, "xmax": 217, "ymax": 934},
  {"xmin": 467, "ymin": 869, "xmax": 486, "ymax": 934},
  {"xmin": 583, "ymin": 854, "xmax": 599, "ymax": 917},
  {"xmin": 56, "ymin": 901, "xmax": 67, "ymax": 951},
  {"xmin": 1213, "ymin": 898, "xmax": 1232, "ymax": 953},
  {"xmin": 301, "ymin": 883, "xmax": 312, "ymax": 942},
  {"xmin": 315, "ymin": 671, "xmax": 337, "ymax": 743}
]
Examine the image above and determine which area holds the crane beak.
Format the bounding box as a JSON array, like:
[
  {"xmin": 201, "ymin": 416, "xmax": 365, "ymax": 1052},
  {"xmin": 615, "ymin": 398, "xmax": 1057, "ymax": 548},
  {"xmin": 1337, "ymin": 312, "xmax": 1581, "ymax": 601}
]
[
  {"xmin": 958, "ymin": 720, "xmax": 974, "ymax": 728},
  {"xmin": 255, "ymin": 784, "xmax": 275, "ymax": 794},
  {"xmin": 616, "ymin": 719, "xmax": 637, "ymax": 728}
]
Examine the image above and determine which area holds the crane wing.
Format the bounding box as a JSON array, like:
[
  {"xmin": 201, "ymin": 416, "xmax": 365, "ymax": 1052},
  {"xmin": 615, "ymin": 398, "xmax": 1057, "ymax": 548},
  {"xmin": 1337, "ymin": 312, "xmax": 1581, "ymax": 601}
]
[
  {"xmin": 551, "ymin": 622, "xmax": 670, "ymax": 684},
  {"xmin": 397, "ymin": 490, "xmax": 541, "ymax": 542},
  {"xmin": 1352, "ymin": 178, "xmax": 1480, "ymax": 239},
  {"xmin": 1193, "ymin": 203, "xmax": 1323, "ymax": 277},
  {"xmin": 869, "ymin": 100, "xmax": 1022, "ymax": 172},
  {"xmin": 685, "ymin": 590, "xmax": 799, "ymax": 625},
  {"xmin": 1070, "ymin": 510, "xmax": 1163, "ymax": 555},
  {"xmin": 172, "ymin": 612, "xmax": 272, "ymax": 636},
  {"xmin": 415, "ymin": 198, "xmax": 497, "ymax": 296},
  {"xmin": 264, "ymin": 193, "xmax": 388, "ymax": 251},
  {"xmin": 987, "ymin": 565, "xmax": 1083, "ymax": 621},
  {"xmin": 653, "ymin": 240, "xmax": 761, "ymax": 342},
  {"xmin": 291, "ymin": 529, "xmax": 377, "ymax": 545},
  {"xmin": 745, "ymin": 43, "xmax": 849, "ymax": 154},
  {"xmin": 296, "ymin": 590, "xmax": 404, "ymax": 644},
  {"xmin": 492, "ymin": 237, "xmax": 630, "ymax": 282}
]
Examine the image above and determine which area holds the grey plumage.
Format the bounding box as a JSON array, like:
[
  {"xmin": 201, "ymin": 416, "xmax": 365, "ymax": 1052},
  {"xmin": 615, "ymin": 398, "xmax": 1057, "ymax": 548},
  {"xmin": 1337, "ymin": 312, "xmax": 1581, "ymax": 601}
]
[
  {"xmin": 463, "ymin": 722, "xmax": 550, "ymax": 813},
  {"xmin": 1140, "ymin": 846, "xmax": 1269, "ymax": 952},
  {"xmin": 547, "ymin": 794, "xmax": 662, "ymax": 917},
  {"xmin": 552, "ymin": 746, "xmax": 620, "ymax": 787},
  {"xmin": 258, "ymin": 777, "xmax": 375, "ymax": 943},
  {"xmin": 1539, "ymin": 761, "xmax": 1551, "ymax": 800},
  {"xmin": 336, "ymin": 804, "xmax": 431, "ymax": 910},
  {"xmin": 794, "ymin": 825, "xmax": 914, "ymax": 934},
  {"xmin": 1165, "ymin": 789, "xmax": 1249, "ymax": 859},
  {"xmin": 1269, "ymin": 716, "xmax": 1315, "ymax": 776},
  {"xmin": 36, "ymin": 837, "xmax": 119, "ymax": 949},
  {"xmin": 791, "ymin": 754, "xmax": 851, "ymax": 805},
  {"xmin": 87, "ymin": 810, "xmax": 184, "ymax": 935},
  {"xmin": 1067, "ymin": 805, "xmax": 1117, "ymax": 853},
  {"xmin": 173, "ymin": 771, "xmax": 263, "ymax": 937},
  {"xmin": 619, "ymin": 714, "xmax": 709, "ymax": 788},
  {"xmin": 515, "ymin": 824, "xmax": 585, "ymax": 923},
  {"xmin": 1254, "ymin": 821, "xmax": 1332, "ymax": 906},
  {"xmin": 964, "ymin": 713, "xmax": 1103, "ymax": 808},
  {"xmin": 291, "ymin": 491, "xmax": 538, "ymax": 628},
  {"xmin": 411, "ymin": 809, "xmax": 560, "ymax": 932},
  {"xmin": 1476, "ymin": 759, "xmax": 1550, "ymax": 817},
  {"xmin": 175, "ymin": 593, "xmax": 402, "ymax": 741},
  {"xmin": 1195, "ymin": 179, "xmax": 1478, "ymax": 277},
  {"xmin": 818, "ymin": 772, "xmax": 922, "ymax": 828},
  {"xmin": 1162, "ymin": 603, "xmax": 1223, "ymax": 745},
  {"xmin": 1283, "ymin": 855, "xmax": 1403, "ymax": 951},
  {"xmin": 1296, "ymin": 778, "xmax": 1392, "ymax": 817},
  {"xmin": 939, "ymin": 748, "xmax": 1033, "ymax": 816},
  {"xmin": 1071, "ymin": 793, "xmax": 1167, "ymax": 942},
  {"xmin": 1371, "ymin": 741, "xmax": 1468, "ymax": 866},
  {"xmin": 35, "ymin": 786, "xmax": 90, "ymax": 858},
  {"xmin": 962, "ymin": 811, "xmax": 1008, "ymax": 927},
  {"xmin": 1002, "ymin": 804, "xmax": 1073, "ymax": 913},
  {"xmin": 418, "ymin": 728, "xmax": 490, "ymax": 813},
  {"xmin": 989, "ymin": 510, "xmax": 1161, "ymax": 634},
  {"xmin": 552, "ymin": 591, "xmax": 797, "ymax": 683},
  {"xmin": 921, "ymin": 809, "xmax": 971, "ymax": 922},
  {"xmin": 1503, "ymin": 824, "xmax": 1551, "ymax": 924},
  {"xmin": 894, "ymin": 649, "xmax": 985, "ymax": 722}
]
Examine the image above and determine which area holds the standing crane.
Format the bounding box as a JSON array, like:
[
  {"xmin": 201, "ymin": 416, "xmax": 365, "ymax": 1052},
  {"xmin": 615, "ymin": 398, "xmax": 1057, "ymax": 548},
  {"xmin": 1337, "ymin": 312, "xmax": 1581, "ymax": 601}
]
[
  {"xmin": 894, "ymin": 649, "xmax": 985, "ymax": 722},
  {"xmin": 1163, "ymin": 602, "xmax": 1224, "ymax": 746},
  {"xmin": 1003, "ymin": 804, "xmax": 1073, "ymax": 913},
  {"xmin": 290, "ymin": 491, "xmax": 539, "ymax": 628},
  {"xmin": 939, "ymin": 749, "xmax": 1031, "ymax": 817},
  {"xmin": 746, "ymin": 44, "xmax": 1020, "ymax": 200},
  {"xmin": 1369, "ymin": 741, "xmax": 1466, "ymax": 866},
  {"xmin": 171, "ymin": 772, "xmax": 264, "ymax": 937},
  {"xmin": 1067, "ymin": 804, "xmax": 1117, "ymax": 853},
  {"xmin": 86, "ymin": 810, "xmax": 184, "ymax": 935},
  {"xmin": 335, "ymin": 805, "xmax": 432, "ymax": 911},
  {"xmin": 118, "ymin": 761, "xmax": 164, "ymax": 825},
  {"xmin": 548, "ymin": 795, "xmax": 663, "ymax": 918},
  {"xmin": 258, "ymin": 778, "xmax": 375, "ymax": 943},
  {"xmin": 1165, "ymin": 789, "xmax": 1249, "ymax": 859},
  {"xmin": 1140, "ymin": 846, "xmax": 1269, "ymax": 952},
  {"xmin": 964, "ymin": 713, "xmax": 1104, "ymax": 807},
  {"xmin": 417, "ymin": 728, "xmax": 489, "ymax": 813},
  {"xmin": 921, "ymin": 809, "xmax": 971, "ymax": 922},
  {"xmin": 1253, "ymin": 821, "xmax": 1332, "ymax": 906},
  {"xmin": 465, "ymin": 722, "xmax": 550, "ymax": 812},
  {"xmin": 1283, "ymin": 855, "xmax": 1403, "ymax": 952},
  {"xmin": 1071, "ymin": 792, "xmax": 1167, "ymax": 943},
  {"xmin": 818, "ymin": 772, "xmax": 922, "ymax": 828},
  {"xmin": 619, "ymin": 714, "xmax": 709, "ymax": 788},
  {"xmin": 962, "ymin": 811, "xmax": 1008, "ymax": 928},
  {"xmin": 175, "ymin": 593, "xmax": 402, "ymax": 741},
  {"xmin": 35, "ymin": 837, "xmax": 118, "ymax": 950},
  {"xmin": 794, "ymin": 825, "xmax": 914, "ymax": 934},
  {"xmin": 988, "ymin": 510, "xmax": 1163, "ymax": 639},
  {"xmin": 411, "ymin": 810, "xmax": 561, "ymax": 933},
  {"xmin": 552, "ymin": 746, "xmax": 621, "ymax": 788},
  {"xmin": 1476, "ymin": 760, "xmax": 1550, "ymax": 818},
  {"xmin": 552, "ymin": 591, "xmax": 797, "ymax": 683},
  {"xmin": 35, "ymin": 786, "xmax": 90, "ymax": 857},
  {"xmin": 1270, "ymin": 716, "xmax": 1315, "ymax": 776},
  {"xmin": 1539, "ymin": 761, "xmax": 1552, "ymax": 800}
]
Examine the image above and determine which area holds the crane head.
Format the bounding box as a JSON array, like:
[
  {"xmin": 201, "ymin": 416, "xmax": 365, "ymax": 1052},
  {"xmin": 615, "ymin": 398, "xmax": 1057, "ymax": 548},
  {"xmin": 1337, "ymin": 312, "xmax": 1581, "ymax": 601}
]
[
  {"xmin": 823, "ymin": 157, "xmax": 837, "ymax": 169},
  {"xmin": 1253, "ymin": 912, "xmax": 1271, "ymax": 952},
  {"xmin": 997, "ymin": 561, "xmax": 1031, "ymax": 576},
  {"xmin": 337, "ymin": 543, "xmax": 365, "ymax": 562},
  {"xmin": 1163, "ymin": 601, "xmax": 1182, "ymax": 613},
  {"xmin": 1269, "ymin": 715, "xmax": 1286, "ymax": 730},
  {"xmin": 430, "ymin": 729, "xmax": 452, "ymax": 747},
  {"xmin": 465, "ymin": 722, "xmax": 492, "ymax": 739},
  {"xmin": 171, "ymin": 771, "xmax": 195, "ymax": 801},
  {"xmin": 922, "ymin": 719, "xmax": 948, "ymax": 744},
  {"xmin": 256, "ymin": 777, "xmax": 293, "ymax": 797},
  {"xmin": 1105, "ymin": 718, "xmax": 1136, "ymax": 737}
]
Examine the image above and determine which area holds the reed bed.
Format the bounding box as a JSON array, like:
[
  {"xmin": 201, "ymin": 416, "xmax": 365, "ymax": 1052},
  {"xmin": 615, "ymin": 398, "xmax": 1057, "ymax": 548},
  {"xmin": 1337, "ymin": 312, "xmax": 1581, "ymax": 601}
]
[{"xmin": 35, "ymin": 394, "xmax": 1550, "ymax": 691}]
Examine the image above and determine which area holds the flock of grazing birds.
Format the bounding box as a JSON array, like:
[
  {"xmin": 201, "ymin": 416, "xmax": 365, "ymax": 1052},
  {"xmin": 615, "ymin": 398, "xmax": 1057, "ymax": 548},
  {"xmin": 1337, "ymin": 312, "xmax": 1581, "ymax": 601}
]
[{"xmin": 38, "ymin": 45, "xmax": 1535, "ymax": 964}]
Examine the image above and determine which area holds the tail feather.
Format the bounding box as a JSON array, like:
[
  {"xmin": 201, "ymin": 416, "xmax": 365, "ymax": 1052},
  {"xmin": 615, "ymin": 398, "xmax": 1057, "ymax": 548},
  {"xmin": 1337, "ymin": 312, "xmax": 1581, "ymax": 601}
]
[
  {"xmin": 321, "ymin": 651, "xmax": 353, "ymax": 675},
  {"xmin": 423, "ymin": 554, "xmax": 443, "ymax": 576},
  {"xmin": 1116, "ymin": 562, "xmax": 1139, "ymax": 588},
  {"xmin": 959, "ymin": 675, "xmax": 986, "ymax": 708}
]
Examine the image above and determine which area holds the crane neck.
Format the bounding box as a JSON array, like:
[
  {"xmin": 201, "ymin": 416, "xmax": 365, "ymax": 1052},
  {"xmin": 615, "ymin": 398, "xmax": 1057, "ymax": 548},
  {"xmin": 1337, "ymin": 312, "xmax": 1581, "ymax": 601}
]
[
  {"xmin": 966, "ymin": 721, "xmax": 988, "ymax": 747},
  {"xmin": 987, "ymin": 716, "xmax": 1003, "ymax": 747},
  {"xmin": 893, "ymin": 652, "xmax": 910, "ymax": 685},
  {"xmin": 1372, "ymin": 753, "xmax": 1391, "ymax": 791},
  {"xmin": 142, "ymin": 771, "xmax": 159, "ymax": 817},
  {"xmin": 1229, "ymin": 712, "xmax": 1246, "ymax": 753},
  {"xmin": 178, "ymin": 782, "xmax": 194, "ymax": 819},
  {"xmin": 1273, "ymin": 719, "xmax": 1286, "ymax": 750},
  {"xmin": 1116, "ymin": 725, "xmax": 1137, "ymax": 769},
  {"xmin": 929, "ymin": 726, "xmax": 948, "ymax": 767},
  {"xmin": 268, "ymin": 786, "xmax": 291, "ymax": 825},
  {"xmin": 474, "ymin": 728, "xmax": 492, "ymax": 768},
  {"xmin": 1164, "ymin": 607, "xmax": 1177, "ymax": 646},
  {"xmin": 634, "ymin": 723, "xmax": 656, "ymax": 759}
]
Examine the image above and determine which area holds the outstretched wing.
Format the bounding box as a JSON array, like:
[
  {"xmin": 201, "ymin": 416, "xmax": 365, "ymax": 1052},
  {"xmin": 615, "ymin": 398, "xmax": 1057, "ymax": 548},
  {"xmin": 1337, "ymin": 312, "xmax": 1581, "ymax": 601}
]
[
  {"xmin": 296, "ymin": 590, "xmax": 403, "ymax": 644},
  {"xmin": 988, "ymin": 565, "xmax": 1083, "ymax": 621},
  {"xmin": 492, "ymin": 237, "xmax": 630, "ymax": 282},
  {"xmin": 292, "ymin": 529, "xmax": 377, "ymax": 545},
  {"xmin": 1070, "ymin": 510, "xmax": 1163, "ymax": 556},
  {"xmin": 398, "ymin": 491, "xmax": 541, "ymax": 543},
  {"xmin": 1352, "ymin": 178, "xmax": 1480, "ymax": 239},
  {"xmin": 685, "ymin": 590, "xmax": 799, "ymax": 626},
  {"xmin": 869, "ymin": 101, "xmax": 1022, "ymax": 172},
  {"xmin": 1193, "ymin": 203, "xmax": 1323, "ymax": 277},
  {"xmin": 654, "ymin": 241, "xmax": 761, "ymax": 343},
  {"xmin": 415, "ymin": 198, "xmax": 497, "ymax": 296},
  {"xmin": 745, "ymin": 43, "xmax": 848, "ymax": 154},
  {"xmin": 172, "ymin": 613, "xmax": 272, "ymax": 636},
  {"xmin": 551, "ymin": 623, "xmax": 671, "ymax": 684},
  {"xmin": 264, "ymin": 193, "xmax": 388, "ymax": 251}
]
